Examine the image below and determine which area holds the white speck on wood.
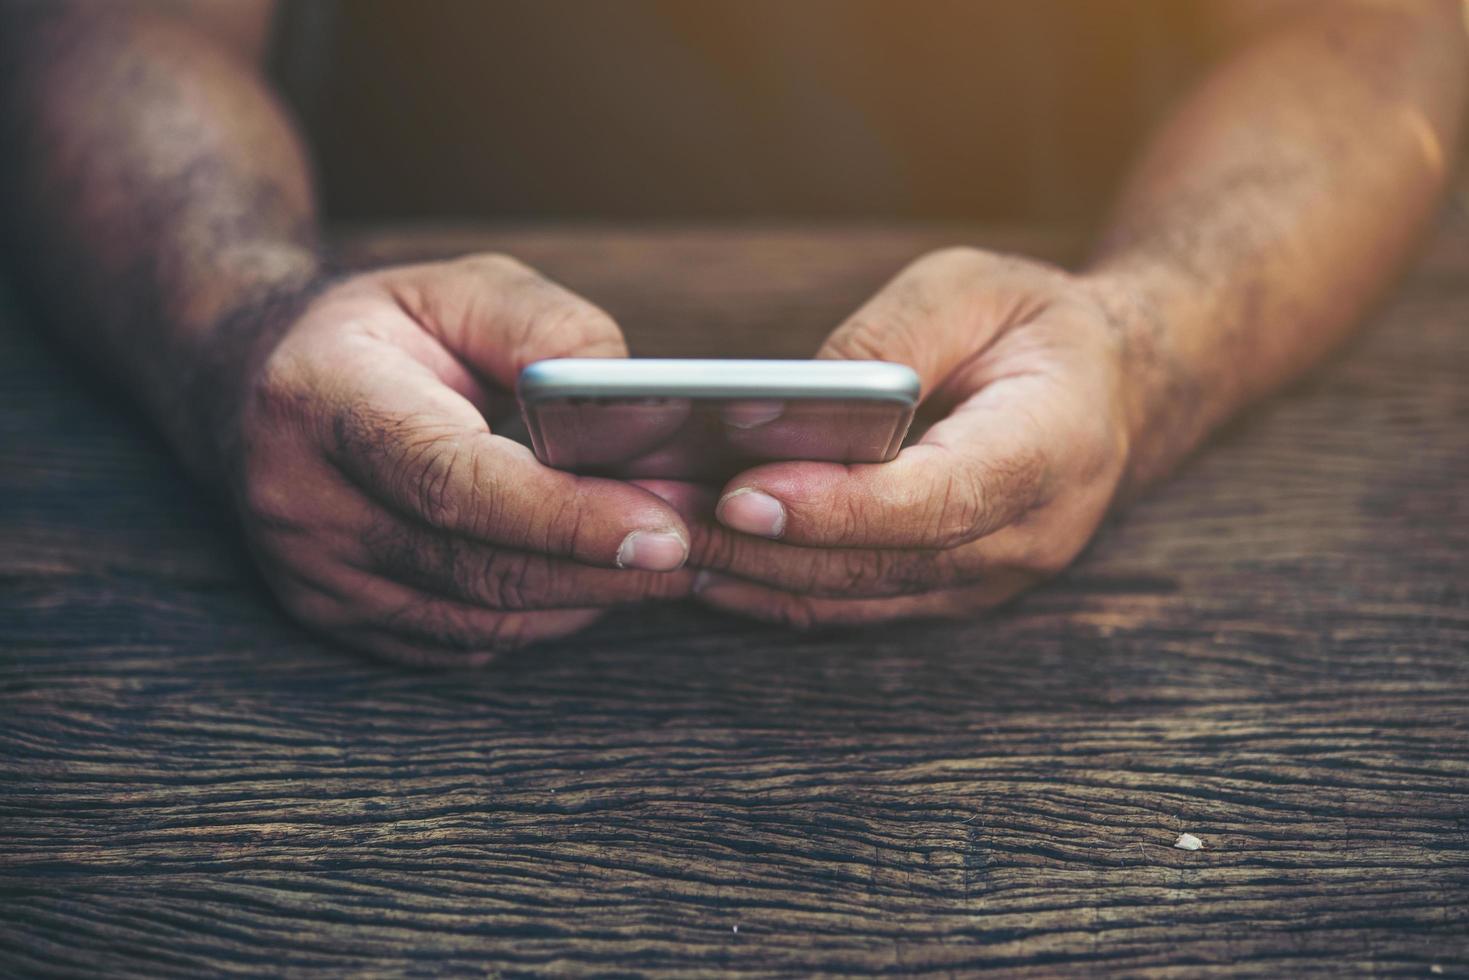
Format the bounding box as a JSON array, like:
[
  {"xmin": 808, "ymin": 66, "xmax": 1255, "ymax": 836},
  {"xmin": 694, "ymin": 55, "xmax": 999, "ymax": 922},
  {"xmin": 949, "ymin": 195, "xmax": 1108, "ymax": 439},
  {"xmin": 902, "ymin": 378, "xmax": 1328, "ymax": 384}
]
[{"xmin": 1174, "ymin": 832, "xmax": 1203, "ymax": 851}]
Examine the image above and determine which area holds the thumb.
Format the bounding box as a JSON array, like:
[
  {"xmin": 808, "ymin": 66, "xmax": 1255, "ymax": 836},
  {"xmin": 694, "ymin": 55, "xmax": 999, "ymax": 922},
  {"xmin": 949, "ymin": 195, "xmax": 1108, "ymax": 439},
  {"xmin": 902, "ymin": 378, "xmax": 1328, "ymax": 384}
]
[
  {"xmin": 816, "ymin": 247, "xmax": 1016, "ymax": 395},
  {"xmin": 384, "ymin": 253, "xmax": 627, "ymax": 390}
]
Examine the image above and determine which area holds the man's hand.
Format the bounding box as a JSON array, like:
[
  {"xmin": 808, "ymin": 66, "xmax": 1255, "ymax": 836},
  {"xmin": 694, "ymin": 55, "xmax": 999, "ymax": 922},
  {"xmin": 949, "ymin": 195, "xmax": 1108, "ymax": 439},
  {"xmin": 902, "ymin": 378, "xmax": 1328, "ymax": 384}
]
[
  {"xmin": 687, "ymin": 248, "xmax": 1131, "ymax": 627},
  {"xmin": 223, "ymin": 255, "xmax": 694, "ymax": 664},
  {"xmin": 680, "ymin": 0, "xmax": 1467, "ymax": 630}
]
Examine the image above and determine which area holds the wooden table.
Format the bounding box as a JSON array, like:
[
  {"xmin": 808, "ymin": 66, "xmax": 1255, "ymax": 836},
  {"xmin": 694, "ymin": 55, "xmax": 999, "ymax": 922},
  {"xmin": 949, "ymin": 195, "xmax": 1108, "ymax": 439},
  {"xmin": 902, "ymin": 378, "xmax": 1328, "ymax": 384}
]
[{"xmin": 2, "ymin": 219, "xmax": 1467, "ymax": 977}]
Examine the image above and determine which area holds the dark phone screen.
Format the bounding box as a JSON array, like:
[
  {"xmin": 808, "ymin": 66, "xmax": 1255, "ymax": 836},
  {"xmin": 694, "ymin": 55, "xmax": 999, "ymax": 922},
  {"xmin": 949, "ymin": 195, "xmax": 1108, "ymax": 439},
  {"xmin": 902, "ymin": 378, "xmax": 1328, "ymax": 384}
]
[{"xmin": 525, "ymin": 397, "xmax": 914, "ymax": 481}]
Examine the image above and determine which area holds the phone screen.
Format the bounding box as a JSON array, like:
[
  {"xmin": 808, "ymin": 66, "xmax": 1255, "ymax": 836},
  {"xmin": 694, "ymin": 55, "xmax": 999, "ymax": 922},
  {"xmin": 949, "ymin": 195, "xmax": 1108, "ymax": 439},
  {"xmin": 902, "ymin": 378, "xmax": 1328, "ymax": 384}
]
[{"xmin": 524, "ymin": 396, "xmax": 913, "ymax": 481}]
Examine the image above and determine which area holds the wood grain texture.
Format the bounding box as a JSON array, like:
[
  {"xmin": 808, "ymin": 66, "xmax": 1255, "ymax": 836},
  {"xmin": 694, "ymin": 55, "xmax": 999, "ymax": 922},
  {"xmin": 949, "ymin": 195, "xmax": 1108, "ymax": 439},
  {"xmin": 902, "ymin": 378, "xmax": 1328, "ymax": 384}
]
[{"xmin": 1, "ymin": 217, "xmax": 1467, "ymax": 977}]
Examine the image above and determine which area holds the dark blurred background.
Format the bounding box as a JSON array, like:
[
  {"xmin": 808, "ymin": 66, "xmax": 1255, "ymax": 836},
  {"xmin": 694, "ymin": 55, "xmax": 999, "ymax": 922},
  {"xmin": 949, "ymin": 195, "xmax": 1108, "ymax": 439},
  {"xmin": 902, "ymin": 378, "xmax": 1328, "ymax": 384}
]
[{"xmin": 270, "ymin": 0, "xmax": 1206, "ymax": 227}]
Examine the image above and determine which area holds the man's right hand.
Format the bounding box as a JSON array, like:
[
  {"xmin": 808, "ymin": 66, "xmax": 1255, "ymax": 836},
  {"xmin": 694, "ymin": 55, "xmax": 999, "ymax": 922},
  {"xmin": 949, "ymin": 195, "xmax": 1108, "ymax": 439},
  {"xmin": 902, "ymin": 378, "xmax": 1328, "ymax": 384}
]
[{"xmin": 218, "ymin": 255, "xmax": 694, "ymax": 665}]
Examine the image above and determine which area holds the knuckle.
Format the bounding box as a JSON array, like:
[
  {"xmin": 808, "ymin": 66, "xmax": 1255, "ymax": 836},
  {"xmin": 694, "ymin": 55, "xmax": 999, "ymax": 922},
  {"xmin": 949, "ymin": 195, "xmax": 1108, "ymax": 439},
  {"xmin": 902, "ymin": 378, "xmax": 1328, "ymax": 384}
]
[
  {"xmin": 908, "ymin": 246, "xmax": 1002, "ymax": 296},
  {"xmin": 931, "ymin": 591, "xmax": 979, "ymax": 621},
  {"xmin": 771, "ymin": 594, "xmax": 823, "ymax": 631},
  {"xmin": 609, "ymin": 568, "xmax": 688, "ymax": 604},
  {"xmin": 248, "ymin": 347, "xmax": 312, "ymax": 426},
  {"xmin": 1031, "ymin": 539, "xmax": 1080, "ymax": 577},
  {"xmin": 919, "ymin": 246, "xmax": 1032, "ymax": 288},
  {"xmin": 823, "ymin": 550, "xmax": 948, "ymax": 598},
  {"xmin": 929, "ymin": 449, "xmax": 1046, "ymax": 548},
  {"xmin": 1031, "ymin": 555, "xmax": 1068, "ymax": 579},
  {"xmin": 541, "ymin": 490, "xmax": 588, "ymax": 556},
  {"xmin": 382, "ymin": 600, "xmax": 526, "ymax": 654},
  {"xmin": 338, "ymin": 407, "xmax": 493, "ymax": 536},
  {"xmin": 918, "ymin": 245, "xmax": 989, "ymax": 274},
  {"xmin": 459, "ymin": 251, "xmax": 530, "ymax": 280},
  {"xmin": 835, "ymin": 492, "xmax": 873, "ymax": 542},
  {"xmin": 827, "ymin": 315, "xmax": 895, "ymax": 362},
  {"xmin": 1009, "ymin": 528, "xmax": 1075, "ymax": 577},
  {"xmin": 240, "ymin": 465, "xmax": 296, "ymax": 528},
  {"xmin": 478, "ymin": 552, "xmax": 542, "ymax": 612},
  {"xmin": 806, "ymin": 548, "xmax": 884, "ymax": 596},
  {"xmin": 1077, "ymin": 410, "xmax": 1130, "ymax": 484},
  {"xmin": 834, "ymin": 270, "xmax": 940, "ymax": 361},
  {"xmin": 881, "ymin": 551, "xmax": 950, "ymax": 594},
  {"xmin": 1001, "ymin": 446, "xmax": 1049, "ymax": 508},
  {"xmin": 362, "ymin": 517, "xmax": 429, "ymax": 578},
  {"xmin": 459, "ymin": 251, "xmax": 623, "ymax": 359},
  {"xmin": 481, "ymin": 614, "xmax": 533, "ymax": 652},
  {"xmin": 277, "ymin": 585, "xmax": 347, "ymax": 631},
  {"xmin": 458, "ymin": 609, "xmax": 530, "ymax": 652},
  {"xmin": 636, "ymin": 569, "xmax": 693, "ymax": 601},
  {"xmin": 408, "ymin": 441, "xmax": 468, "ymax": 529},
  {"xmin": 688, "ymin": 524, "xmax": 742, "ymax": 573},
  {"xmin": 926, "ymin": 469, "xmax": 994, "ymax": 549},
  {"xmin": 535, "ymin": 301, "xmax": 623, "ymax": 358}
]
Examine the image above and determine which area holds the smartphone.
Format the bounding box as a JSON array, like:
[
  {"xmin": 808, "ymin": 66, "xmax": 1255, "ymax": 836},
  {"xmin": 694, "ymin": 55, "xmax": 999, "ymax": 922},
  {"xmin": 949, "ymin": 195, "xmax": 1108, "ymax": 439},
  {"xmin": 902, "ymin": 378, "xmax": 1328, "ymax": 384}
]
[{"xmin": 517, "ymin": 358, "xmax": 920, "ymax": 480}]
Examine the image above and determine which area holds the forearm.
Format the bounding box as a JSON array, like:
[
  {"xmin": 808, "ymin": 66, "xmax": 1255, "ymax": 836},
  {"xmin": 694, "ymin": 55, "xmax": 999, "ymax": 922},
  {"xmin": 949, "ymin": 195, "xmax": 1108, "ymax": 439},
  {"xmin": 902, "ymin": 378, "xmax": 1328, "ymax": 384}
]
[
  {"xmin": 1084, "ymin": 0, "xmax": 1467, "ymax": 492},
  {"xmin": 0, "ymin": 1, "xmax": 320, "ymax": 484}
]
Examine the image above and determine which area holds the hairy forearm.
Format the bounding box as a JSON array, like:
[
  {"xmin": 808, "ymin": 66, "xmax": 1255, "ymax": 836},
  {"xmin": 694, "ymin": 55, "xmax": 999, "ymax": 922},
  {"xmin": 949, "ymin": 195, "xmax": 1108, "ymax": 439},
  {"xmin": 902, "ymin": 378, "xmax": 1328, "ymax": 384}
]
[
  {"xmin": 1084, "ymin": 0, "xmax": 1467, "ymax": 492},
  {"xmin": 0, "ymin": 1, "xmax": 319, "ymax": 483}
]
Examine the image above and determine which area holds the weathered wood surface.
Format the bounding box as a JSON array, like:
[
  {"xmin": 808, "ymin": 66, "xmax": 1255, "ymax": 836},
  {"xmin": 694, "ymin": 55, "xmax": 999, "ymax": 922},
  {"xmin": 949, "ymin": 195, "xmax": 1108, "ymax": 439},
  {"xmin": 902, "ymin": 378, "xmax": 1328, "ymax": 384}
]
[{"xmin": 1, "ymin": 217, "xmax": 1467, "ymax": 977}]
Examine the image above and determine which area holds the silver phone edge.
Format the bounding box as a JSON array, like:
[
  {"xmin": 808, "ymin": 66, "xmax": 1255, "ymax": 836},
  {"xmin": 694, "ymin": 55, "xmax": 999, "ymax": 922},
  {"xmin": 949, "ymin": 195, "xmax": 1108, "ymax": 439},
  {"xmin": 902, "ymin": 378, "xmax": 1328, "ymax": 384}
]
[{"xmin": 517, "ymin": 358, "xmax": 921, "ymax": 406}]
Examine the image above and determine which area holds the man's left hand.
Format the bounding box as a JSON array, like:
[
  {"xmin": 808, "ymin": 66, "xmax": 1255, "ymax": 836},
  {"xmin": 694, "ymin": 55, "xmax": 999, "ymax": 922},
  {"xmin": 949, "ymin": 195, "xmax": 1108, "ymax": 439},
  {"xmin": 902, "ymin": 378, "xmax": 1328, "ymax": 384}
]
[{"xmin": 685, "ymin": 247, "xmax": 1135, "ymax": 627}]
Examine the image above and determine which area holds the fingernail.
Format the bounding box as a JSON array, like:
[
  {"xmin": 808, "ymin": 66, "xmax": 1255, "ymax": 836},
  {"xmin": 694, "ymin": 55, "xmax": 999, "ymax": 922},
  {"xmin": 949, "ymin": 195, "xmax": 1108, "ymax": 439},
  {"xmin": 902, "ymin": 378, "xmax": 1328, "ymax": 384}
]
[
  {"xmin": 722, "ymin": 399, "xmax": 785, "ymax": 429},
  {"xmin": 616, "ymin": 530, "xmax": 688, "ymax": 571},
  {"xmin": 716, "ymin": 488, "xmax": 786, "ymax": 538}
]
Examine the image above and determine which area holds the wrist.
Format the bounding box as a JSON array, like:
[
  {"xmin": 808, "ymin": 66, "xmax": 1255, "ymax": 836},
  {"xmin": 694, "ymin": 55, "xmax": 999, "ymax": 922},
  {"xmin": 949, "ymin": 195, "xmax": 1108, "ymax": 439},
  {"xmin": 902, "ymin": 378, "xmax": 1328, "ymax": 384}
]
[
  {"xmin": 164, "ymin": 243, "xmax": 331, "ymax": 489},
  {"xmin": 1076, "ymin": 266, "xmax": 1196, "ymax": 497}
]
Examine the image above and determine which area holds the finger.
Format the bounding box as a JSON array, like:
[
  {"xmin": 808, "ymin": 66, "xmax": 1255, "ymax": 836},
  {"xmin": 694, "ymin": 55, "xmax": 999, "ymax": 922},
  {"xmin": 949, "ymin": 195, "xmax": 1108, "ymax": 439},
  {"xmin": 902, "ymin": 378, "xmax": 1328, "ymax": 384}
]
[
  {"xmin": 368, "ymin": 601, "xmax": 605, "ymax": 667},
  {"xmin": 357, "ymin": 514, "xmax": 696, "ymax": 611},
  {"xmin": 267, "ymin": 561, "xmax": 607, "ymax": 667},
  {"xmin": 669, "ymin": 475, "xmax": 1010, "ymax": 600},
  {"xmin": 526, "ymin": 395, "xmax": 692, "ymax": 471},
  {"xmin": 688, "ymin": 512, "xmax": 1046, "ymax": 598},
  {"xmin": 343, "ymin": 605, "xmax": 607, "ymax": 669},
  {"xmin": 719, "ymin": 398, "xmax": 908, "ymax": 465},
  {"xmin": 382, "ymin": 253, "xmax": 628, "ymax": 388},
  {"xmin": 628, "ymin": 479, "xmax": 718, "ymax": 515},
  {"xmin": 714, "ymin": 376, "xmax": 1050, "ymax": 549},
  {"xmin": 330, "ymin": 350, "xmax": 690, "ymax": 571},
  {"xmin": 720, "ymin": 399, "xmax": 785, "ymax": 429},
  {"xmin": 692, "ymin": 568, "xmax": 1037, "ymax": 629},
  {"xmin": 690, "ymin": 525, "xmax": 968, "ymax": 598}
]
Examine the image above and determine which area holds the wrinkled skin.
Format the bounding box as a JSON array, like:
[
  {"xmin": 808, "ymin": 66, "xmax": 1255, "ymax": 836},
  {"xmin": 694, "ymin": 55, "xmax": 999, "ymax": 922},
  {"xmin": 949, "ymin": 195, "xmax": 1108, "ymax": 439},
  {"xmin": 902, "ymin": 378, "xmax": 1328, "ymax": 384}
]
[
  {"xmin": 8, "ymin": 1, "xmax": 1459, "ymax": 666},
  {"xmin": 226, "ymin": 254, "xmax": 697, "ymax": 665},
  {"xmin": 228, "ymin": 246, "xmax": 1131, "ymax": 660},
  {"xmin": 688, "ymin": 246, "xmax": 1133, "ymax": 628}
]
